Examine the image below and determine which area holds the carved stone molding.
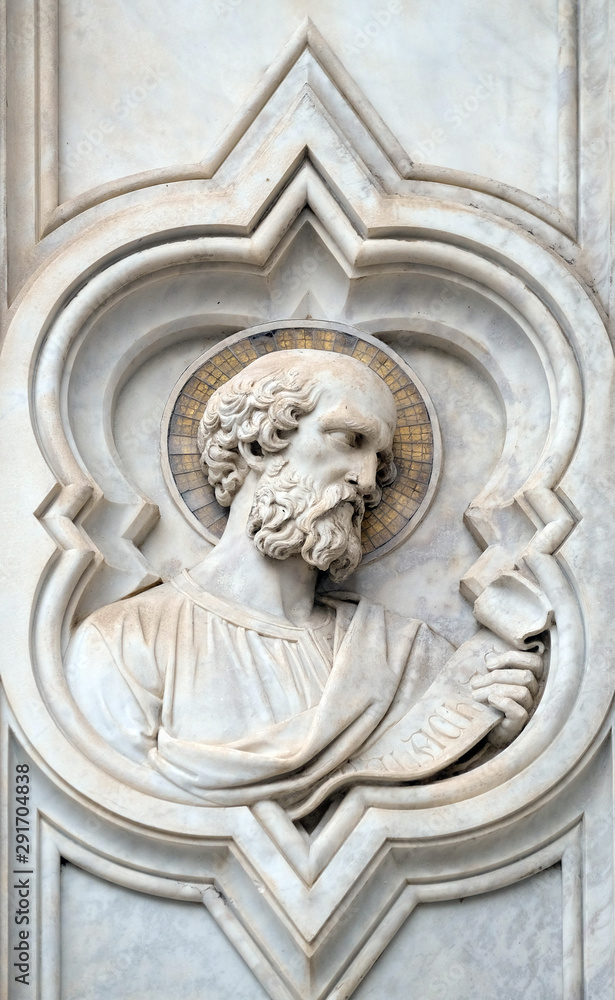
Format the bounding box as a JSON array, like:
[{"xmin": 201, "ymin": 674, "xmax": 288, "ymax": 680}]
[{"xmin": 1, "ymin": 5, "xmax": 614, "ymax": 996}]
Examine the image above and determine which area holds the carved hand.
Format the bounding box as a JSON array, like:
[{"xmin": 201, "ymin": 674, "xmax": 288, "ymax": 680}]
[{"xmin": 470, "ymin": 649, "xmax": 543, "ymax": 748}]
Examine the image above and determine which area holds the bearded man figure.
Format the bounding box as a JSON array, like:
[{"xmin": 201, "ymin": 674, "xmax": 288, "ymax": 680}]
[{"xmin": 66, "ymin": 349, "xmax": 545, "ymax": 813}]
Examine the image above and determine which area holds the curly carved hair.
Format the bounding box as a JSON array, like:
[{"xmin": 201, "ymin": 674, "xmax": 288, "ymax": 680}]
[
  {"xmin": 197, "ymin": 353, "xmax": 398, "ymax": 507},
  {"xmin": 197, "ymin": 366, "xmax": 321, "ymax": 506}
]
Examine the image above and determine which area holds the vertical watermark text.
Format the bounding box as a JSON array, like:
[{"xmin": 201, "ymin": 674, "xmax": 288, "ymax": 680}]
[{"xmin": 13, "ymin": 763, "xmax": 33, "ymax": 987}]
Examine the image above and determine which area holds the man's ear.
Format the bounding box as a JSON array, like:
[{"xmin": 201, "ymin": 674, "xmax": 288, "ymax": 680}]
[{"xmin": 238, "ymin": 439, "xmax": 266, "ymax": 472}]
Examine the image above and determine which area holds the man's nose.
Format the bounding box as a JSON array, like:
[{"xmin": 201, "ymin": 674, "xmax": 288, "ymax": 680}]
[{"xmin": 345, "ymin": 453, "xmax": 378, "ymax": 501}]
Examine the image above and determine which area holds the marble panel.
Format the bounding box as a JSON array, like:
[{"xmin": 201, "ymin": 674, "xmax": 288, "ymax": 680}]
[
  {"xmin": 354, "ymin": 867, "xmax": 564, "ymax": 1000},
  {"xmin": 2, "ymin": 0, "xmax": 614, "ymax": 997},
  {"xmin": 60, "ymin": 864, "xmax": 270, "ymax": 1000},
  {"xmin": 57, "ymin": 0, "xmax": 563, "ymax": 204}
]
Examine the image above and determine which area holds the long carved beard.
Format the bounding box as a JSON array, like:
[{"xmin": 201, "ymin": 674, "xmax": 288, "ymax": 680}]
[{"xmin": 247, "ymin": 462, "xmax": 365, "ymax": 582}]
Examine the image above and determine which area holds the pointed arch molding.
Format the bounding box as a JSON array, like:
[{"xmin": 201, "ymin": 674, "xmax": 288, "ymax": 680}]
[
  {"xmin": 0, "ymin": 136, "xmax": 610, "ymax": 836},
  {"xmin": 35, "ymin": 813, "xmax": 583, "ymax": 1000},
  {"xmin": 29, "ymin": 6, "xmax": 580, "ymax": 241}
]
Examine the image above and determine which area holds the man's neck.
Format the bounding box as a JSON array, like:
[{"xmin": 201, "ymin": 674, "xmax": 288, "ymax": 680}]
[{"xmin": 189, "ymin": 476, "xmax": 320, "ymax": 627}]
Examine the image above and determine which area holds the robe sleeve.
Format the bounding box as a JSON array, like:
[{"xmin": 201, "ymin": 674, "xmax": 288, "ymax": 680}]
[{"xmin": 65, "ymin": 599, "xmax": 167, "ymax": 764}]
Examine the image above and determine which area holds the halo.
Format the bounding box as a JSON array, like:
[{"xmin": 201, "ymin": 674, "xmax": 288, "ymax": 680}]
[{"xmin": 162, "ymin": 321, "xmax": 441, "ymax": 561}]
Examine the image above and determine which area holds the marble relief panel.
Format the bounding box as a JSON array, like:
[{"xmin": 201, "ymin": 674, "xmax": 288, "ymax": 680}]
[{"xmin": 1, "ymin": 1, "xmax": 614, "ymax": 998}]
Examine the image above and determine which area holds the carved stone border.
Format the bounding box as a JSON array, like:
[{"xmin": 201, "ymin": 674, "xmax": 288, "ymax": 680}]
[
  {"xmin": 9, "ymin": 0, "xmax": 610, "ymax": 305},
  {"xmin": 36, "ymin": 814, "xmax": 584, "ymax": 1000},
  {"xmin": 160, "ymin": 320, "xmax": 442, "ymax": 560},
  {"xmin": 0, "ymin": 0, "xmax": 610, "ymax": 867},
  {"xmin": 0, "ymin": 170, "xmax": 606, "ymax": 837},
  {"xmin": 31, "ymin": 11, "xmax": 579, "ymax": 236},
  {"xmin": 3, "ymin": 691, "xmax": 610, "ymax": 1000}
]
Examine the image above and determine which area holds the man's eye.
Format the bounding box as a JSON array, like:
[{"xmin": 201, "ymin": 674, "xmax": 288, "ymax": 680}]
[{"xmin": 329, "ymin": 430, "xmax": 361, "ymax": 448}]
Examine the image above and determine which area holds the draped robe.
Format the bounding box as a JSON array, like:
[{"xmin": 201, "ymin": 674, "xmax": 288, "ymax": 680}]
[{"xmin": 66, "ymin": 571, "xmax": 503, "ymax": 814}]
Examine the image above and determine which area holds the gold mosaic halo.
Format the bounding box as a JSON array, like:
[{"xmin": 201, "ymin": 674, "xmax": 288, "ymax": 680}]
[{"xmin": 162, "ymin": 323, "xmax": 440, "ymax": 561}]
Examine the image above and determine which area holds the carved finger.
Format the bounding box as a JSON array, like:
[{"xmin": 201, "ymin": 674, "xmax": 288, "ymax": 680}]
[
  {"xmin": 473, "ymin": 683, "xmax": 532, "ymax": 712},
  {"xmin": 472, "ymin": 669, "xmax": 538, "ymax": 696},
  {"xmin": 476, "ymin": 683, "xmax": 534, "ymax": 712},
  {"xmin": 485, "ymin": 692, "xmax": 532, "ymax": 746},
  {"xmin": 485, "ymin": 651, "xmax": 543, "ymax": 676},
  {"xmin": 487, "ymin": 692, "xmax": 531, "ymax": 722}
]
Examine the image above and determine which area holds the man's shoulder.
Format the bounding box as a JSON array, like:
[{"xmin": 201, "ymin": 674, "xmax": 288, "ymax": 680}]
[
  {"xmin": 66, "ymin": 581, "xmax": 187, "ymax": 683},
  {"xmin": 81, "ymin": 580, "xmax": 183, "ymax": 637}
]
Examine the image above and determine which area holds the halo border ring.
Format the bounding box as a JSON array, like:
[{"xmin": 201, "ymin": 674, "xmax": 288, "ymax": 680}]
[{"xmin": 161, "ymin": 320, "xmax": 442, "ymax": 562}]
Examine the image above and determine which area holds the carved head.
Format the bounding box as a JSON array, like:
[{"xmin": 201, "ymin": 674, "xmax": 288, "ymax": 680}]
[{"xmin": 197, "ymin": 350, "xmax": 397, "ymax": 580}]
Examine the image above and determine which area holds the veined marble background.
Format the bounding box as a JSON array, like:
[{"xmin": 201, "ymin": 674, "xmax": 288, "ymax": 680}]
[
  {"xmin": 1, "ymin": 1, "xmax": 614, "ymax": 998},
  {"xmin": 57, "ymin": 0, "xmax": 561, "ymax": 203}
]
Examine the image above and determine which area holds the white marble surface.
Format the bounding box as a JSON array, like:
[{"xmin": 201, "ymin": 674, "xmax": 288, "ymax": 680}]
[
  {"xmin": 57, "ymin": 0, "xmax": 562, "ymax": 205},
  {"xmin": 61, "ymin": 864, "xmax": 271, "ymax": 1000},
  {"xmin": 1, "ymin": 0, "xmax": 614, "ymax": 997},
  {"xmin": 354, "ymin": 867, "xmax": 564, "ymax": 1000}
]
